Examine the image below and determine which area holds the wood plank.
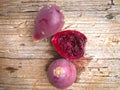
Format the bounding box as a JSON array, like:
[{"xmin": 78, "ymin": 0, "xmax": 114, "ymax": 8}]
[
  {"xmin": 0, "ymin": 58, "xmax": 120, "ymax": 90},
  {"xmin": 0, "ymin": 0, "xmax": 120, "ymax": 90}
]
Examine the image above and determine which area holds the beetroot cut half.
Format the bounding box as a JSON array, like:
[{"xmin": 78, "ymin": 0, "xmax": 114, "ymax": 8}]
[{"xmin": 52, "ymin": 30, "xmax": 87, "ymax": 59}]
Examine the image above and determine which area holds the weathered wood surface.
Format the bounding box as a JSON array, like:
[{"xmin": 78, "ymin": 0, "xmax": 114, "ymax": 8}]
[{"xmin": 0, "ymin": 0, "xmax": 120, "ymax": 90}]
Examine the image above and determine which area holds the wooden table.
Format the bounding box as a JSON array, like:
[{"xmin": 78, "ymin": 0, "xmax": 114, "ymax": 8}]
[{"xmin": 0, "ymin": 0, "xmax": 120, "ymax": 90}]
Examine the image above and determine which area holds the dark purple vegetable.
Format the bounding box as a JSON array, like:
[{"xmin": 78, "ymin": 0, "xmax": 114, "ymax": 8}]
[
  {"xmin": 33, "ymin": 4, "xmax": 64, "ymax": 41},
  {"xmin": 52, "ymin": 30, "xmax": 87, "ymax": 59},
  {"xmin": 47, "ymin": 58, "xmax": 76, "ymax": 89}
]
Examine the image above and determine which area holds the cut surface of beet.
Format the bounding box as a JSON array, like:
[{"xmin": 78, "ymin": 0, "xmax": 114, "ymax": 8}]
[{"xmin": 52, "ymin": 30, "xmax": 87, "ymax": 59}]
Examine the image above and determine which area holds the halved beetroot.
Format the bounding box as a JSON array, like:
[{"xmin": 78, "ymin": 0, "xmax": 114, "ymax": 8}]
[
  {"xmin": 33, "ymin": 4, "xmax": 64, "ymax": 41},
  {"xmin": 52, "ymin": 30, "xmax": 87, "ymax": 59}
]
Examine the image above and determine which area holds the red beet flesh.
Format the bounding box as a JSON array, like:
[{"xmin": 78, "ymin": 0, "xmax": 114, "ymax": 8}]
[
  {"xmin": 52, "ymin": 30, "xmax": 87, "ymax": 59},
  {"xmin": 33, "ymin": 4, "xmax": 64, "ymax": 40},
  {"xmin": 47, "ymin": 58, "xmax": 76, "ymax": 89}
]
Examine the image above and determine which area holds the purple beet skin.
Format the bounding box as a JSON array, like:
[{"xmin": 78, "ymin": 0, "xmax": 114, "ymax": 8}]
[
  {"xmin": 47, "ymin": 58, "xmax": 76, "ymax": 89},
  {"xmin": 52, "ymin": 30, "xmax": 87, "ymax": 59},
  {"xmin": 33, "ymin": 4, "xmax": 64, "ymax": 41}
]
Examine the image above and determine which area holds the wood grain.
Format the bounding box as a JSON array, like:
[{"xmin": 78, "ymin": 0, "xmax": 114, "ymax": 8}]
[{"xmin": 0, "ymin": 0, "xmax": 120, "ymax": 90}]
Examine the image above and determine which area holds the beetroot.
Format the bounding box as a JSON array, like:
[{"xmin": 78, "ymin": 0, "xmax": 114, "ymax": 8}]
[
  {"xmin": 32, "ymin": 4, "xmax": 64, "ymax": 41},
  {"xmin": 52, "ymin": 30, "xmax": 87, "ymax": 59},
  {"xmin": 47, "ymin": 58, "xmax": 76, "ymax": 89}
]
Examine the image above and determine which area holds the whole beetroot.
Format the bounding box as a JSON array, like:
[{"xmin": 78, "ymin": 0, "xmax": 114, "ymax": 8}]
[
  {"xmin": 47, "ymin": 58, "xmax": 76, "ymax": 89},
  {"xmin": 52, "ymin": 30, "xmax": 87, "ymax": 59},
  {"xmin": 33, "ymin": 4, "xmax": 64, "ymax": 41}
]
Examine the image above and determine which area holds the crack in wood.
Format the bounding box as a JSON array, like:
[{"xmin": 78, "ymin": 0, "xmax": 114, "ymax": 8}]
[
  {"xmin": 63, "ymin": 14, "xmax": 82, "ymax": 29},
  {"xmin": 5, "ymin": 67, "xmax": 18, "ymax": 73},
  {"xmin": 105, "ymin": 13, "xmax": 114, "ymax": 19},
  {"xmin": 0, "ymin": 13, "xmax": 5, "ymax": 16},
  {"xmin": 111, "ymin": 0, "xmax": 115, "ymax": 5},
  {"xmin": 96, "ymin": 0, "xmax": 115, "ymax": 12},
  {"xmin": 96, "ymin": 5, "xmax": 112, "ymax": 11},
  {"xmin": 23, "ymin": 10, "xmax": 37, "ymax": 13}
]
